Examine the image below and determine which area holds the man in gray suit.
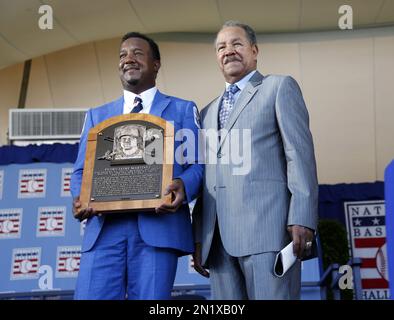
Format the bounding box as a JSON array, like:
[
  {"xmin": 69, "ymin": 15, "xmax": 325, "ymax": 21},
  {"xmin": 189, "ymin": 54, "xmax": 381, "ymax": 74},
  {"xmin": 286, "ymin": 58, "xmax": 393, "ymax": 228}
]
[{"xmin": 192, "ymin": 21, "xmax": 318, "ymax": 299}]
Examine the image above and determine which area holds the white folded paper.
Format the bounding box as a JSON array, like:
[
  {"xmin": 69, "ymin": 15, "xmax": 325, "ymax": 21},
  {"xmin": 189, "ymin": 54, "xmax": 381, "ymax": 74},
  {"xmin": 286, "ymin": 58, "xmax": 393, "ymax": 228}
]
[{"xmin": 273, "ymin": 241, "xmax": 297, "ymax": 278}]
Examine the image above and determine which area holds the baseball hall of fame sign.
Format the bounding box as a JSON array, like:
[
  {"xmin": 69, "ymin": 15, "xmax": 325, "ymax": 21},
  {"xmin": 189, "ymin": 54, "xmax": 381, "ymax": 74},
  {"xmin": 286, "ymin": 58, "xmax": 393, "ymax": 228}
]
[{"xmin": 78, "ymin": 113, "xmax": 174, "ymax": 214}]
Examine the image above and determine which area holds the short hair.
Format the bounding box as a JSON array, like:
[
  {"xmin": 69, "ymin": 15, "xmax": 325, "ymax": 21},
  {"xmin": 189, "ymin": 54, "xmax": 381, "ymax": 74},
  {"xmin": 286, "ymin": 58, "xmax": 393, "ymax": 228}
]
[
  {"xmin": 218, "ymin": 21, "xmax": 257, "ymax": 46},
  {"xmin": 121, "ymin": 32, "xmax": 161, "ymax": 61}
]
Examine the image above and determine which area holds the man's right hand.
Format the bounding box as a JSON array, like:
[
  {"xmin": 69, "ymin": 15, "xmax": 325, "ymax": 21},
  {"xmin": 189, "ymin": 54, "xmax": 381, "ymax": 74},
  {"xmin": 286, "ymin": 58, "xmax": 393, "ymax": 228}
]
[
  {"xmin": 192, "ymin": 242, "xmax": 209, "ymax": 278},
  {"xmin": 72, "ymin": 197, "xmax": 97, "ymax": 221}
]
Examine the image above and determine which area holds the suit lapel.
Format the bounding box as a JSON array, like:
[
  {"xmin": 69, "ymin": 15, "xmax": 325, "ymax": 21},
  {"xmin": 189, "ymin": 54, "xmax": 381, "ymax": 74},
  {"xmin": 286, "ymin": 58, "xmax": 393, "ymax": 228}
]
[
  {"xmin": 110, "ymin": 96, "xmax": 124, "ymax": 117},
  {"xmin": 207, "ymin": 96, "xmax": 222, "ymax": 131},
  {"xmin": 218, "ymin": 71, "xmax": 264, "ymax": 149},
  {"xmin": 150, "ymin": 90, "xmax": 171, "ymax": 117},
  {"xmin": 202, "ymin": 96, "xmax": 222, "ymax": 157}
]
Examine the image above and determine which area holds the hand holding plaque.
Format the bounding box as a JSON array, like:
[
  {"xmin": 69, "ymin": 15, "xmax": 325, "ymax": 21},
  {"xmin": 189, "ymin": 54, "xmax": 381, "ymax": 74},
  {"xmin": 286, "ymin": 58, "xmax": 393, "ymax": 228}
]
[
  {"xmin": 155, "ymin": 178, "xmax": 185, "ymax": 214},
  {"xmin": 72, "ymin": 196, "xmax": 97, "ymax": 221}
]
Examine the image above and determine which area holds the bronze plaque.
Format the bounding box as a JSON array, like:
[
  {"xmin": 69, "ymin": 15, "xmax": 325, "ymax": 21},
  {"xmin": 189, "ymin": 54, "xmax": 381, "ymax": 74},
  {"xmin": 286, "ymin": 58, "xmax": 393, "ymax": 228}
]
[{"xmin": 78, "ymin": 113, "xmax": 174, "ymax": 214}]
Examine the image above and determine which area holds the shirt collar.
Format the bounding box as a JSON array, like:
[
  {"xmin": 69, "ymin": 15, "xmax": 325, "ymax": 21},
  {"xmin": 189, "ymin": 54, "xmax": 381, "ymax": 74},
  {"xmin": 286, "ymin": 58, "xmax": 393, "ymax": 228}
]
[
  {"xmin": 123, "ymin": 87, "xmax": 157, "ymax": 112},
  {"xmin": 225, "ymin": 70, "xmax": 256, "ymax": 92}
]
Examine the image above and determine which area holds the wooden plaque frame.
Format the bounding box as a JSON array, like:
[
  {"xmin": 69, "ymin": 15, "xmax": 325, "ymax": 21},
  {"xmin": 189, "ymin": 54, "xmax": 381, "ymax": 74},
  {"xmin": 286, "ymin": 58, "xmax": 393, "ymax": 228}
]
[{"xmin": 78, "ymin": 113, "xmax": 174, "ymax": 213}]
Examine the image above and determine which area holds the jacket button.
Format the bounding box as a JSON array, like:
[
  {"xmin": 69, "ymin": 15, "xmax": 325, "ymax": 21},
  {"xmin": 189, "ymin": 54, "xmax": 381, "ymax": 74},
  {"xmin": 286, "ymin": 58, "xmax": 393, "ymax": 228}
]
[{"xmin": 217, "ymin": 153, "xmax": 222, "ymax": 158}]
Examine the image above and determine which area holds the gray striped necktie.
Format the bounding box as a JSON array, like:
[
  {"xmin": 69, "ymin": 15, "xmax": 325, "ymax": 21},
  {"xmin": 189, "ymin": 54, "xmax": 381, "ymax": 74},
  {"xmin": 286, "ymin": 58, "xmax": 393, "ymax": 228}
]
[{"xmin": 218, "ymin": 84, "xmax": 240, "ymax": 129}]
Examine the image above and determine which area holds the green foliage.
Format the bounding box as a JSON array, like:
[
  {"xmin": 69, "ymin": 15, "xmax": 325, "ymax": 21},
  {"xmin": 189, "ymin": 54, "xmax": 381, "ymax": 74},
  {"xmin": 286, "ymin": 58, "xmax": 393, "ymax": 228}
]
[
  {"xmin": 318, "ymin": 219, "xmax": 349, "ymax": 269},
  {"xmin": 318, "ymin": 219, "xmax": 353, "ymax": 300}
]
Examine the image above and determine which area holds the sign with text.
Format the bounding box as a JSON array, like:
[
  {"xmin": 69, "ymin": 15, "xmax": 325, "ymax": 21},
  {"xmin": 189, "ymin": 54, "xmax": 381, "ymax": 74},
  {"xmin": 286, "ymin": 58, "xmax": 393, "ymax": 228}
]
[{"xmin": 345, "ymin": 200, "xmax": 390, "ymax": 299}]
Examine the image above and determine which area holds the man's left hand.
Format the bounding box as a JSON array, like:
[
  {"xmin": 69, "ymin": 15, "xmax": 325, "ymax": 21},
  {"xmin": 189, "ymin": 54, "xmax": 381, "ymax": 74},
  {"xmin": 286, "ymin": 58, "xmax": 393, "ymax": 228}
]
[
  {"xmin": 287, "ymin": 225, "xmax": 314, "ymax": 259},
  {"xmin": 155, "ymin": 179, "xmax": 186, "ymax": 213}
]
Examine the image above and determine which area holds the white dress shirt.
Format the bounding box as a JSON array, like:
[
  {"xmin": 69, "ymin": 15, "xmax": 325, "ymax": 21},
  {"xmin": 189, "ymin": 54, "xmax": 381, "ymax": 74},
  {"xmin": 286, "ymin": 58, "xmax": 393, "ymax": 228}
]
[{"xmin": 123, "ymin": 87, "xmax": 158, "ymax": 114}]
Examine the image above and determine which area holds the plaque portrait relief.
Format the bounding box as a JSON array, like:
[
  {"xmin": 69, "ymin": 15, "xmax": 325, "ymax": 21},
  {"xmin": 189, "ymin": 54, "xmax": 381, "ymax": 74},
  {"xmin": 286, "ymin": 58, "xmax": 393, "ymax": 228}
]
[
  {"xmin": 113, "ymin": 125, "xmax": 145, "ymax": 161},
  {"xmin": 97, "ymin": 124, "xmax": 163, "ymax": 164},
  {"xmin": 78, "ymin": 113, "xmax": 174, "ymax": 214}
]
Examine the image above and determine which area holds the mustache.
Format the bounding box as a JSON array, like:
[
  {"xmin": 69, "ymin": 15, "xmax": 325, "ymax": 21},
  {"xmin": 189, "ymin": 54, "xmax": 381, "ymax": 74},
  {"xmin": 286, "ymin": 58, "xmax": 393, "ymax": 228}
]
[{"xmin": 224, "ymin": 56, "xmax": 241, "ymax": 64}]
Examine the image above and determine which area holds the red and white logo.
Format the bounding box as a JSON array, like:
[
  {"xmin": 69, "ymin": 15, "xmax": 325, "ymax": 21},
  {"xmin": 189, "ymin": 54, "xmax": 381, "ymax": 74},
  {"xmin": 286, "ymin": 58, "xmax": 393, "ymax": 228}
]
[
  {"xmin": 37, "ymin": 207, "xmax": 65, "ymax": 237},
  {"xmin": 56, "ymin": 246, "xmax": 81, "ymax": 278},
  {"xmin": 61, "ymin": 168, "xmax": 73, "ymax": 197},
  {"xmin": 18, "ymin": 169, "xmax": 47, "ymax": 198},
  {"xmin": 0, "ymin": 209, "xmax": 22, "ymax": 239},
  {"xmin": 345, "ymin": 200, "xmax": 390, "ymax": 300},
  {"xmin": 11, "ymin": 247, "xmax": 41, "ymax": 280}
]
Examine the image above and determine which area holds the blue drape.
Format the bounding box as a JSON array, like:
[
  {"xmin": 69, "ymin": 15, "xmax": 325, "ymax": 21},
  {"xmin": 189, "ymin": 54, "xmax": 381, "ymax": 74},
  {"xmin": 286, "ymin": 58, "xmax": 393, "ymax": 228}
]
[
  {"xmin": 318, "ymin": 182, "xmax": 384, "ymax": 225},
  {"xmin": 0, "ymin": 143, "xmax": 79, "ymax": 165}
]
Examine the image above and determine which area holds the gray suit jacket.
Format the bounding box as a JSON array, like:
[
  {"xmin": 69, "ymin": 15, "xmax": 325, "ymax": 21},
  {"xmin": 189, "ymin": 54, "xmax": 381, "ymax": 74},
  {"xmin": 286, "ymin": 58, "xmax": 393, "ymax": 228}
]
[{"xmin": 193, "ymin": 71, "xmax": 318, "ymax": 265}]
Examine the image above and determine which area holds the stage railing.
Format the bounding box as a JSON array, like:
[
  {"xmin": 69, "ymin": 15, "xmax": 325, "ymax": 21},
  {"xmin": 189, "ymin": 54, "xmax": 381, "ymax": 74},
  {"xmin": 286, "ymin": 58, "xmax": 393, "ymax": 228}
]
[{"xmin": 0, "ymin": 259, "xmax": 362, "ymax": 300}]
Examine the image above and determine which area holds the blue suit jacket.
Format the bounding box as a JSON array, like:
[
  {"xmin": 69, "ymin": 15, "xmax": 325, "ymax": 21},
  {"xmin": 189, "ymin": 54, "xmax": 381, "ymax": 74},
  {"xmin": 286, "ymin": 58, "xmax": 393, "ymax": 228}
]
[{"xmin": 71, "ymin": 91, "xmax": 203, "ymax": 255}]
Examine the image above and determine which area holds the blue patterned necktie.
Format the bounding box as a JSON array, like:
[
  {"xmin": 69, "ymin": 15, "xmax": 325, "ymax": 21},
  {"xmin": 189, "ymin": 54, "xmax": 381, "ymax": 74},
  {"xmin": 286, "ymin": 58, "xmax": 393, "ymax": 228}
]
[
  {"xmin": 131, "ymin": 96, "xmax": 143, "ymax": 113},
  {"xmin": 218, "ymin": 84, "xmax": 240, "ymax": 129}
]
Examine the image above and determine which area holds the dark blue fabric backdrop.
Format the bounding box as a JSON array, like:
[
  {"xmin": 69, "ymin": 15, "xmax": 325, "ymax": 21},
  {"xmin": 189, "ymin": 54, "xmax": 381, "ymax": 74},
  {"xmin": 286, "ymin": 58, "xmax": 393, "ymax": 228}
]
[
  {"xmin": 0, "ymin": 144, "xmax": 385, "ymax": 226},
  {"xmin": 319, "ymin": 182, "xmax": 384, "ymax": 225},
  {"xmin": 0, "ymin": 144, "xmax": 79, "ymax": 165}
]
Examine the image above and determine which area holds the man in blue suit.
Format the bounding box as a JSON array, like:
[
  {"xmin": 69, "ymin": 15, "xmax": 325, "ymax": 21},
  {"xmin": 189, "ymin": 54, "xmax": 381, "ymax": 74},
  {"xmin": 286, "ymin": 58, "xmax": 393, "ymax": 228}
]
[
  {"xmin": 192, "ymin": 21, "xmax": 318, "ymax": 299},
  {"xmin": 70, "ymin": 32, "xmax": 203, "ymax": 300}
]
